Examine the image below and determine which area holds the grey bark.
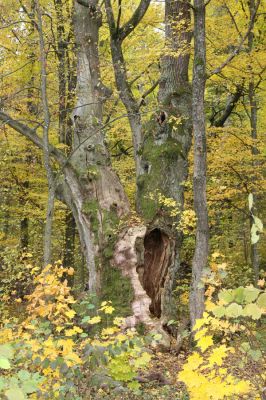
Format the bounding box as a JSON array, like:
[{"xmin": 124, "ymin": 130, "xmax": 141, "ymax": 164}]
[
  {"xmin": 137, "ymin": 0, "xmax": 192, "ymax": 322},
  {"xmin": 111, "ymin": 0, "xmax": 192, "ymax": 331},
  {"xmin": 104, "ymin": 0, "xmax": 149, "ymax": 176},
  {"xmin": 54, "ymin": 0, "xmax": 67, "ymax": 144},
  {"xmin": 210, "ymin": 84, "xmax": 243, "ymax": 127},
  {"xmin": 189, "ymin": 0, "xmax": 209, "ymax": 328},
  {"xmin": 248, "ymin": 0, "xmax": 260, "ymax": 284},
  {"xmin": 70, "ymin": 0, "xmax": 129, "ymax": 291},
  {"xmin": 36, "ymin": 0, "xmax": 56, "ymax": 267}
]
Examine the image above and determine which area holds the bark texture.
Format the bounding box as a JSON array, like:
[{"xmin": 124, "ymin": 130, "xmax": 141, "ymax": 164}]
[
  {"xmin": 189, "ymin": 0, "xmax": 209, "ymax": 328},
  {"xmin": 65, "ymin": 0, "xmax": 129, "ymax": 291},
  {"xmin": 112, "ymin": 0, "xmax": 192, "ymax": 331},
  {"xmin": 248, "ymin": 0, "xmax": 260, "ymax": 283},
  {"xmin": 136, "ymin": 0, "xmax": 192, "ymax": 323},
  {"xmin": 36, "ymin": 0, "xmax": 56, "ymax": 266}
]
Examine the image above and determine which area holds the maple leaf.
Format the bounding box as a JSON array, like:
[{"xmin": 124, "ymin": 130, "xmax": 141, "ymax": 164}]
[{"xmin": 197, "ymin": 335, "xmax": 213, "ymax": 352}]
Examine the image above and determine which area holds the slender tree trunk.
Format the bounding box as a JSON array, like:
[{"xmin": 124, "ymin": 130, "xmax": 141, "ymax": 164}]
[
  {"xmin": 189, "ymin": 0, "xmax": 209, "ymax": 328},
  {"xmin": 248, "ymin": 0, "xmax": 259, "ymax": 284},
  {"xmin": 36, "ymin": 0, "xmax": 56, "ymax": 266},
  {"xmin": 63, "ymin": 212, "xmax": 76, "ymax": 268},
  {"xmin": 54, "ymin": 0, "xmax": 67, "ymax": 144},
  {"xmin": 20, "ymin": 181, "xmax": 29, "ymax": 250}
]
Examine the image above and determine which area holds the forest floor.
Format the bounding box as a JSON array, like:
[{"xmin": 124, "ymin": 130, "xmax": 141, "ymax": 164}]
[{"xmin": 88, "ymin": 350, "xmax": 188, "ymax": 399}]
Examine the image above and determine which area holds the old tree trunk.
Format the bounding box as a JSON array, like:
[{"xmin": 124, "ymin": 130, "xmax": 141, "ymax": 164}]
[
  {"xmin": 0, "ymin": 0, "xmax": 193, "ymax": 343},
  {"xmin": 109, "ymin": 0, "xmax": 192, "ymax": 337}
]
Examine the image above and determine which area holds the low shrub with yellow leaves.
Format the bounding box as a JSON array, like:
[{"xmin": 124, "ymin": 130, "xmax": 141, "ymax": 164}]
[
  {"xmin": 178, "ymin": 284, "xmax": 266, "ymax": 400},
  {"xmin": 0, "ymin": 263, "xmax": 154, "ymax": 399}
]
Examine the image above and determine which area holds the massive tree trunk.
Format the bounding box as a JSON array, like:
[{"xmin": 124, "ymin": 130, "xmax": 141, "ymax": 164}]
[
  {"xmin": 61, "ymin": 0, "xmax": 129, "ymax": 292},
  {"xmin": 189, "ymin": 0, "xmax": 209, "ymax": 328},
  {"xmin": 1, "ymin": 0, "xmax": 192, "ymax": 340},
  {"xmin": 111, "ymin": 0, "xmax": 192, "ymax": 334},
  {"xmin": 0, "ymin": 0, "xmax": 129, "ymax": 292}
]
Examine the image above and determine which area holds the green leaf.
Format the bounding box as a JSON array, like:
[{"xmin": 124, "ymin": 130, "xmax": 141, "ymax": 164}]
[
  {"xmin": 0, "ymin": 357, "xmax": 11, "ymax": 369},
  {"xmin": 21, "ymin": 380, "xmax": 38, "ymax": 394},
  {"xmin": 249, "ymin": 349, "xmax": 262, "ymax": 362},
  {"xmin": 257, "ymin": 293, "xmax": 266, "ymax": 308},
  {"xmin": 5, "ymin": 388, "xmax": 26, "ymax": 400},
  {"xmin": 243, "ymin": 287, "xmax": 260, "ymax": 303},
  {"xmin": 212, "ymin": 306, "xmax": 226, "ymax": 318},
  {"xmin": 81, "ymin": 316, "xmax": 90, "ymax": 323},
  {"xmin": 0, "ymin": 377, "xmax": 5, "ymax": 391},
  {"xmin": 17, "ymin": 370, "xmax": 31, "ymax": 381},
  {"xmin": 234, "ymin": 287, "xmax": 245, "ymax": 304},
  {"xmin": 127, "ymin": 380, "xmax": 140, "ymax": 391},
  {"xmin": 167, "ymin": 320, "xmax": 177, "ymax": 326},
  {"xmin": 225, "ymin": 303, "xmax": 242, "ymax": 318},
  {"xmin": 240, "ymin": 342, "xmax": 250, "ymax": 353},
  {"xmin": 248, "ymin": 193, "xmax": 253, "ymax": 211},
  {"xmin": 197, "ymin": 281, "xmax": 205, "ymax": 289},
  {"xmin": 218, "ymin": 289, "xmax": 234, "ymax": 304},
  {"xmin": 0, "ymin": 344, "xmax": 14, "ymax": 359},
  {"xmin": 243, "ymin": 303, "xmax": 262, "ymax": 320}
]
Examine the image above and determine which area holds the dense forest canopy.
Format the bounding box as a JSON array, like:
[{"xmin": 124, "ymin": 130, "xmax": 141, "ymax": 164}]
[{"xmin": 0, "ymin": 0, "xmax": 265, "ymax": 399}]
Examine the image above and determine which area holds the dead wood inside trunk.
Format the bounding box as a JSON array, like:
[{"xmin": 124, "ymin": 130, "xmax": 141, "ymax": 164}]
[{"xmin": 140, "ymin": 228, "xmax": 171, "ymax": 318}]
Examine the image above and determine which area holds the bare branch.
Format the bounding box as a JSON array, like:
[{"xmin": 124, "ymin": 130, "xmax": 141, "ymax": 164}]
[
  {"xmin": 211, "ymin": 83, "xmax": 244, "ymax": 127},
  {"xmin": 209, "ymin": 0, "xmax": 261, "ymax": 77},
  {"xmin": 116, "ymin": 0, "xmax": 122, "ymax": 32},
  {"xmin": 76, "ymin": 0, "xmax": 90, "ymax": 6},
  {"xmin": 137, "ymin": 79, "xmax": 159, "ymax": 109},
  {"xmin": 119, "ymin": 0, "xmax": 151, "ymax": 41},
  {"xmin": 0, "ymin": 110, "xmax": 66, "ymax": 164}
]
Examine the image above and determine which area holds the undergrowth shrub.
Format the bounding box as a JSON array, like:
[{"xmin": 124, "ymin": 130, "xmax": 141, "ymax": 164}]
[{"xmin": 0, "ymin": 263, "xmax": 154, "ymax": 399}]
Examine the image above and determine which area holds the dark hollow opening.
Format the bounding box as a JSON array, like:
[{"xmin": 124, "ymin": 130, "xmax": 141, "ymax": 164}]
[{"xmin": 142, "ymin": 228, "xmax": 170, "ymax": 318}]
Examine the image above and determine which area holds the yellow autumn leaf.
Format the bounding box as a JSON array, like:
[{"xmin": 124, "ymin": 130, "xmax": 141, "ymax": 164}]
[
  {"xmin": 65, "ymin": 309, "xmax": 76, "ymax": 319},
  {"xmin": 55, "ymin": 326, "xmax": 64, "ymax": 332},
  {"xmin": 185, "ymin": 353, "xmax": 204, "ymax": 370},
  {"xmin": 65, "ymin": 329, "xmax": 76, "ymax": 336},
  {"xmin": 67, "ymin": 267, "xmax": 75, "ymax": 276},
  {"xmin": 197, "ymin": 335, "xmax": 213, "ymax": 352},
  {"xmin": 25, "ymin": 324, "xmax": 35, "ymax": 330},
  {"xmin": 101, "ymin": 327, "xmax": 119, "ymax": 337},
  {"xmin": 102, "ymin": 305, "xmax": 115, "ymax": 314},
  {"xmin": 88, "ymin": 316, "xmax": 101, "ymax": 325},
  {"xmin": 208, "ymin": 345, "xmax": 228, "ymax": 367},
  {"xmin": 195, "ymin": 327, "xmax": 208, "ymax": 341},
  {"xmin": 257, "ymin": 279, "xmax": 265, "ymax": 288},
  {"xmin": 73, "ymin": 326, "xmax": 83, "ymax": 333}
]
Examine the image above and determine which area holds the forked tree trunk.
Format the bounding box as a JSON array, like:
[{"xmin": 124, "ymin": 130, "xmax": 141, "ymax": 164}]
[
  {"xmin": 113, "ymin": 0, "xmax": 192, "ymax": 335},
  {"xmin": 66, "ymin": 0, "xmax": 129, "ymax": 292}
]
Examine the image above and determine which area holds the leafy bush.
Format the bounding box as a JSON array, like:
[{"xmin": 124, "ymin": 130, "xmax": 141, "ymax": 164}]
[
  {"xmin": 0, "ymin": 263, "xmax": 153, "ymax": 399},
  {"xmin": 178, "ymin": 285, "xmax": 266, "ymax": 400}
]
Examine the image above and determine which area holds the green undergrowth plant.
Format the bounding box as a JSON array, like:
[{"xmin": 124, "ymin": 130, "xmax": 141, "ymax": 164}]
[
  {"xmin": 179, "ymin": 284, "xmax": 266, "ymax": 400},
  {"xmin": 0, "ymin": 263, "xmax": 155, "ymax": 399}
]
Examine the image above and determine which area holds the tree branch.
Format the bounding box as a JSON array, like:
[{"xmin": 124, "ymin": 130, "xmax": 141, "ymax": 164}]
[
  {"xmin": 119, "ymin": 0, "xmax": 151, "ymax": 41},
  {"xmin": 211, "ymin": 84, "xmax": 244, "ymax": 127},
  {"xmin": 137, "ymin": 79, "xmax": 159, "ymax": 109},
  {"xmin": 0, "ymin": 110, "xmax": 66, "ymax": 164},
  {"xmin": 209, "ymin": 0, "xmax": 261, "ymax": 77},
  {"xmin": 76, "ymin": 0, "xmax": 90, "ymax": 7}
]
